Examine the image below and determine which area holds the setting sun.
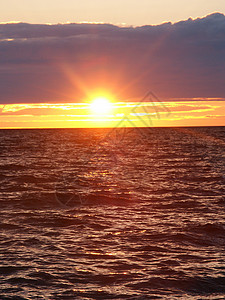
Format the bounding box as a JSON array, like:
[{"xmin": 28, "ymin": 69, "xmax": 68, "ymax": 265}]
[{"xmin": 90, "ymin": 97, "xmax": 113, "ymax": 115}]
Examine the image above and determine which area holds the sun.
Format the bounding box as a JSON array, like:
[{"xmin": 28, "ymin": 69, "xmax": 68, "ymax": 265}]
[{"xmin": 90, "ymin": 97, "xmax": 113, "ymax": 115}]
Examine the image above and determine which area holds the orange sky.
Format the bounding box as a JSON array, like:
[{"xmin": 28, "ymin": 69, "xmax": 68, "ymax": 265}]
[
  {"xmin": 1, "ymin": 14, "xmax": 225, "ymax": 128},
  {"xmin": 0, "ymin": 100, "xmax": 224, "ymax": 129},
  {"xmin": 1, "ymin": 0, "xmax": 225, "ymax": 26}
]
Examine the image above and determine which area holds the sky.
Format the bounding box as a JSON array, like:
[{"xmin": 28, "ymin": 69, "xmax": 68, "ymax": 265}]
[
  {"xmin": 1, "ymin": 100, "xmax": 224, "ymax": 128},
  {"xmin": 1, "ymin": 0, "xmax": 225, "ymax": 26},
  {"xmin": 0, "ymin": 1, "xmax": 225, "ymax": 128}
]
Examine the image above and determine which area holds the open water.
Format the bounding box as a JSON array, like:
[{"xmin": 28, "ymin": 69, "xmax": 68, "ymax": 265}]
[{"xmin": 0, "ymin": 127, "xmax": 225, "ymax": 299}]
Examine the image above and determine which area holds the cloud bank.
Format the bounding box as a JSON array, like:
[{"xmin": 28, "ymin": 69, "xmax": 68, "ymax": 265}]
[{"xmin": 0, "ymin": 13, "xmax": 225, "ymax": 104}]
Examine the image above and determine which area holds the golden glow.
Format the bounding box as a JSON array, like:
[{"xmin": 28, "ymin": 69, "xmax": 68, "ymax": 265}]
[
  {"xmin": 90, "ymin": 97, "xmax": 113, "ymax": 115},
  {"xmin": 0, "ymin": 100, "xmax": 224, "ymax": 128}
]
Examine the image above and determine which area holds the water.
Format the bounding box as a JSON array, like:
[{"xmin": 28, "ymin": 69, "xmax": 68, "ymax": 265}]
[{"xmin": 0, "ymin": 127, "xmax": 225, "ymax": 299}]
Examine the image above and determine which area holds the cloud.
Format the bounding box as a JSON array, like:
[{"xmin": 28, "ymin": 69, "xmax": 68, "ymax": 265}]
[
  {"xmin": 0, "ymin": 13, "xmax": 225, "ymax": 104},
  {"xmin": 1, "ymin": 100, "xmax": 224, "ymax": 129}
]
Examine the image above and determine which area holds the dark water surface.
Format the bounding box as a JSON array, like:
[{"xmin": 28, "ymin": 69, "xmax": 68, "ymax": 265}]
[{"xmin": 0, "ymin": 127, "xmax": 225, "ymax": 299}]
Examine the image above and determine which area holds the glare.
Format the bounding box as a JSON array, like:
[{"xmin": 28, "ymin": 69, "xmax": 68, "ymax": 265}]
[{"xmin": 90, "ymin": 97, "xmax": 113, "ymax": 115}]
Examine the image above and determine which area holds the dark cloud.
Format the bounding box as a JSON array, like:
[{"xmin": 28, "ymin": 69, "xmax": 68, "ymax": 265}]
[{"xmin": 0, "ymin": 13, "xmax": 225, "ymax": 104}]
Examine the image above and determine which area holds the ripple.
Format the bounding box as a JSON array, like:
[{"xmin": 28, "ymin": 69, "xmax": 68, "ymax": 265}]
[{"xmin": 0, "ymin": 127, "xmax": 225, "ymax": 299}]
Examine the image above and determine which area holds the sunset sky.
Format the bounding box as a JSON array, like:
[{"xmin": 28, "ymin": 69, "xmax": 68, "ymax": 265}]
[
  {"xmin": 0, "ymin": 0, "xmax": 225, "ymax": 128},
  {"xmin": 2, "ymin": 0, "xmax": 225, "ymax": 25}
]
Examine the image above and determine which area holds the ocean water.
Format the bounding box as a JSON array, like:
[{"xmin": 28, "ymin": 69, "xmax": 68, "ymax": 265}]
[{"xmin": 0, "ymin": 127, "xmax": 225, "ymax": 299}]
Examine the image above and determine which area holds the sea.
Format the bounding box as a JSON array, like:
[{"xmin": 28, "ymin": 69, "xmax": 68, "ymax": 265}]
[{"xmin": 0, "ymin": 126, "xmax": 225, "ymax": 299}]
